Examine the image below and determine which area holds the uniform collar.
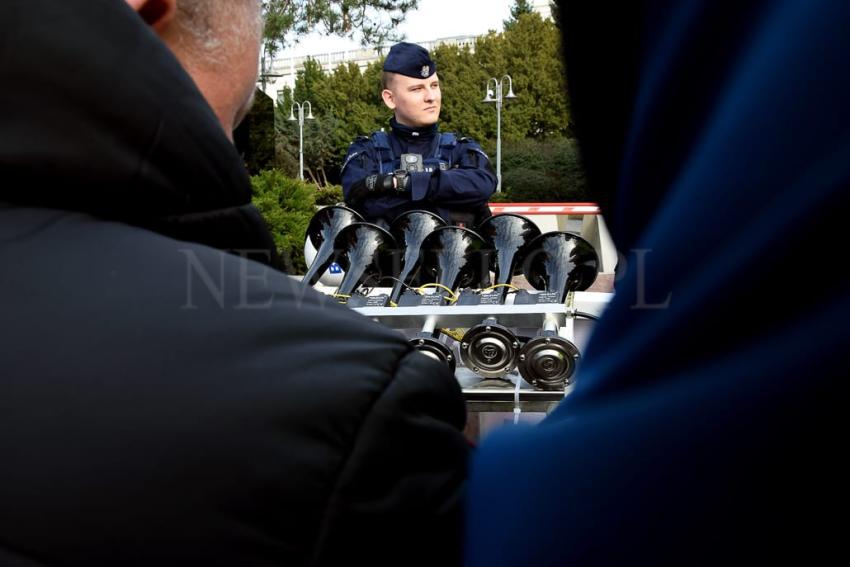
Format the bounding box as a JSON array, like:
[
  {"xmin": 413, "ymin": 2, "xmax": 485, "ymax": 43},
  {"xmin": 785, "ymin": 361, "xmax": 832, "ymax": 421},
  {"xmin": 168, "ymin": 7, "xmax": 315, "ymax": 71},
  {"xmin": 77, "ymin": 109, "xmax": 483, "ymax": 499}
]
[{"xmin": 390, "ymin": 117, "xmax": 439, "ymax": 142}]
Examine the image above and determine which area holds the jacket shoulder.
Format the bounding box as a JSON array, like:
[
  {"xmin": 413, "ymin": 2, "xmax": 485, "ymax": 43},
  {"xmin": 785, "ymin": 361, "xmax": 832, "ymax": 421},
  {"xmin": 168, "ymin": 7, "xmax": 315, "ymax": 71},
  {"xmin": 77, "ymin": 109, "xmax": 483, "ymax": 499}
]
[
  {"xmin": 347, "ymin": 135, "xmax": 372, "ymax": 150},
  {"xmin": 452, "ymin": 135, "xmax": 489, "ymax": 161},
  {"xmin": 456, "ymin": 135, "xmax": 481, "ymax": 147}
]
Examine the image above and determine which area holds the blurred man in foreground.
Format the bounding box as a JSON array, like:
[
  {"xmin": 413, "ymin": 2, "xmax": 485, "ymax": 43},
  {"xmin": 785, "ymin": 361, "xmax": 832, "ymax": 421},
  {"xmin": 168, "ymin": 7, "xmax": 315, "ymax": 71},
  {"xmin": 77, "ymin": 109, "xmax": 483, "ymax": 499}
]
[{"xmin": 0, "ymin": 1, "xmax": 468, "ymax": 565}]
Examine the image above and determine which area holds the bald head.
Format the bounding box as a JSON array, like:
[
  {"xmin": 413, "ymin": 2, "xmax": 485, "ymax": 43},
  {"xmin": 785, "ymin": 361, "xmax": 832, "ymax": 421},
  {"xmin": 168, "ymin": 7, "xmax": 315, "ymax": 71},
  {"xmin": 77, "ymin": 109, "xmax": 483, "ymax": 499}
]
[
  {"xmin": 170, "ymin": 0, "xmax": 263, "ymax": 68},
  {"xmin": 126, "ymin": 0, "xmax": 263, "ymax": 139}
]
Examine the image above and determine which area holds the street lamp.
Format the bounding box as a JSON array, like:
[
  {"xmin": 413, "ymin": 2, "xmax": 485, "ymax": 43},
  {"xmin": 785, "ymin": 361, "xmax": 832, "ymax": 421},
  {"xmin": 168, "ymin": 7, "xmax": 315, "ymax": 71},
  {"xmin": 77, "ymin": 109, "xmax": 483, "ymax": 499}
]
[
  {"xmin": 288, "ymin": 100, "xmax": 314, "ymax": 181},
  {"xmin": 482, "ymin": 75, "xmax": 517, "ymax": 192}
]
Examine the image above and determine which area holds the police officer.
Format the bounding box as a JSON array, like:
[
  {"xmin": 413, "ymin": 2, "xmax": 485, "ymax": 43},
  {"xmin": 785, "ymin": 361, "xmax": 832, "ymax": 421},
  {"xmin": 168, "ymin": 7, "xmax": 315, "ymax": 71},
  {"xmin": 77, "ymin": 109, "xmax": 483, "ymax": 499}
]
[{"xmin": 341, "ymin": 42, "xmax": 497, "ymax": 228}]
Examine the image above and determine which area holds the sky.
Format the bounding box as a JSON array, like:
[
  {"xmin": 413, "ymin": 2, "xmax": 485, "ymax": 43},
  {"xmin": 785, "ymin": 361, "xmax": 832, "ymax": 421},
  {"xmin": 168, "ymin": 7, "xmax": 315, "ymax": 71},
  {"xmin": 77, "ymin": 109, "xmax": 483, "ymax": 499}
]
[{"xmin": 280, "ymin": 0, "xmax": 516, "ymax": 59}]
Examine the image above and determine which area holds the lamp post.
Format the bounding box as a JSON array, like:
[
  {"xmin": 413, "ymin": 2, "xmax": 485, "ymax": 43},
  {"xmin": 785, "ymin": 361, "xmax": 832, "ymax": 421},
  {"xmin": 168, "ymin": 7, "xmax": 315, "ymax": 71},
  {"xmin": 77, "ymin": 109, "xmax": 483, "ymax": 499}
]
[
  {"xmin": 482, "ymin": 76, "xmax": 517, "ymax": 192},
  {"xmin": 288, "ymin": 100, "xmax": 314, "ymax": 180}
]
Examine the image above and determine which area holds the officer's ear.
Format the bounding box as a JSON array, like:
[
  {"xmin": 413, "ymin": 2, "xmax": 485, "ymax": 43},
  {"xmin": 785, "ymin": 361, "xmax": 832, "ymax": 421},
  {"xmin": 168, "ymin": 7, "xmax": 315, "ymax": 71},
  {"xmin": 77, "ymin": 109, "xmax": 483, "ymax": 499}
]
[
  {"xmin": 125, "ymin": 0, "xmax": 177, "ymax": 33},
  {"xmin": 381, "ymin": 88, "xmax": 397, "ymax": 111}
]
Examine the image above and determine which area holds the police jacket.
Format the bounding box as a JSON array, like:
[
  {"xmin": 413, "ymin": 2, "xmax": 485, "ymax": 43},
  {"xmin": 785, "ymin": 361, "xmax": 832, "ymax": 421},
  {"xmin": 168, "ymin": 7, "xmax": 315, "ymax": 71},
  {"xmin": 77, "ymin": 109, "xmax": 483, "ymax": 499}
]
[
  {"xmin": 0, "ymin": 1, "xmax": 468, "ymax": 565},
  {"xmin": 341, "ymin": 119, "xmax": 496, "ymax": 226},
  {"xmin": 466, "ymin": 0, "xmax": 848, "ymax": 565}
]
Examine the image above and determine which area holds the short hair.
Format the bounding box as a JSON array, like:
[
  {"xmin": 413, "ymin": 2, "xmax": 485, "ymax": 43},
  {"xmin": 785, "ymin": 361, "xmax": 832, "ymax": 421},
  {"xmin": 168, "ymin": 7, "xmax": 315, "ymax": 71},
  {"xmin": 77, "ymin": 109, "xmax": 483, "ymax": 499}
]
[
  {"xmin": 174, "ymin": 0, "xmax": 263, "ymax": 67},
  {"xmin": 381, "ymin": 71, "xmax": 396, "ymax": 91}
]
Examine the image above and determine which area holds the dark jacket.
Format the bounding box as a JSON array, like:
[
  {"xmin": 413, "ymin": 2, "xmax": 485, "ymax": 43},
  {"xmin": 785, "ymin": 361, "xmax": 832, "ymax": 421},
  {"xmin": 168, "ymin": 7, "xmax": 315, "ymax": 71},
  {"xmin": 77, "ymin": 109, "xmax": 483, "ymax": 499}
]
[
  {"xmin": 467, "ymin": 0, "xmax": 848, "ymax": 565},
  {"xmin": 0, "ymin": 1, "xmax": 468, "ymax": 565}
]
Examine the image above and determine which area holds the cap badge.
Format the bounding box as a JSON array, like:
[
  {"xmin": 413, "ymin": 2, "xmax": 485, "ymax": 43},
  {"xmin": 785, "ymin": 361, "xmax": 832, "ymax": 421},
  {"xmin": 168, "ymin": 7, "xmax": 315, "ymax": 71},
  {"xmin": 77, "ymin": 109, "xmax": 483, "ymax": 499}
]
[{"xmin": 421, "ymin": 65, "xmax": 429, "ymax": 78}]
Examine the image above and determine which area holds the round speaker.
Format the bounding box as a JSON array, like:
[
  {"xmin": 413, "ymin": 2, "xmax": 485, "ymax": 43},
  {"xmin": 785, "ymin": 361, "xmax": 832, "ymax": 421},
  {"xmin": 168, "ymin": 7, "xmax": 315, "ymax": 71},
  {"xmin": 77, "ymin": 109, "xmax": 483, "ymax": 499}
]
[
  {"xmin": 410, "ymin": 336, "xmax": 456, "ymax": 374},
  {"xmin": 460, "ymin": 322, "xmax": 521, "ymax": 378},
  {"xmin": 518, "ymin": 335, "xmax": 580, "ymax": 390}
]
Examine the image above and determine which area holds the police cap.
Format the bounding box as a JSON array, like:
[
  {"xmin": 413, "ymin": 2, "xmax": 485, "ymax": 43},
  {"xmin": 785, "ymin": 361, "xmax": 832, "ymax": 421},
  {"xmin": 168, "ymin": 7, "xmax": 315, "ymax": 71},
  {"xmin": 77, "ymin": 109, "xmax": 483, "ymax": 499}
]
[{"xmin": 383, "ymin": 42, "xmax": 436, "ymax": 79}]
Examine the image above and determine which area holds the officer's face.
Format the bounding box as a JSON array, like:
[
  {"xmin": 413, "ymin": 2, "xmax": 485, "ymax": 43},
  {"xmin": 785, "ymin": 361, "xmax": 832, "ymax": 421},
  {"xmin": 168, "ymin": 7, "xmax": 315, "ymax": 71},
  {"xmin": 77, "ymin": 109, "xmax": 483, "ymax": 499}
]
[{"xmin": 382, "ymin": 73, "xmax": 442, "ymax": 128}]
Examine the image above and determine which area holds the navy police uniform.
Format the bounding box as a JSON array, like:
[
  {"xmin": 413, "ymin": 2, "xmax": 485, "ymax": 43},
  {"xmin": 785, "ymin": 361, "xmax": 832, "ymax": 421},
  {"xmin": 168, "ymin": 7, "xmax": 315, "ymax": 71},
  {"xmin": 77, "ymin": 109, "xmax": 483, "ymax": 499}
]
[
  {"xmin": 341, "ymin": 42, "xmax": 496, "ymax": 227},
  {"xmin": 341, "ymin": 122, "xmax": 496, "ymax": 226}
]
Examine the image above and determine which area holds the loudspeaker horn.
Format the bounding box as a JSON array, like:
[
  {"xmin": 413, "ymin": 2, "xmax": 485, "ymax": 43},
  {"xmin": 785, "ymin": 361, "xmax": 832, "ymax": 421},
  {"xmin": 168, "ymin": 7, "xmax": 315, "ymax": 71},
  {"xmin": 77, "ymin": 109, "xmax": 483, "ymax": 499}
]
[
  {"xmin": 333, "ymin": 222, "xmax": 398, "ymax": 300},
  {"xmin": 410, "ymin": 316, "xmax": 456, "ymax": 374},
  {"xmin": 476, "ymin": 213, "xmax": 541, "ymax": 301},
  {"xmin": 516, "ymin": 233, "xmax": 599, "ymax": 389},
  {"xmin": 518, "ymin": 333, "xmax": 581, "ymax": 391},
  {"xmin": 418, "ymin": 226, "xmax": 489, "ymax": 302},
  {"xmin": 457, "ymin": 214, "xmax": 540, "ymax": 379},
  {"xmin": 302, "ymin": 205, "xmax": 363, "ymax": 287},
  {"xmin": 388, "ymin": 210, "xmax": 446, "ymax": 304},
  {"xmin": 405, "ymin": 225, "xmax": 486, "ymax": 373},
  {"xmin": 522, "ymin": 231, "xmax": 600, "ymax": 301}
]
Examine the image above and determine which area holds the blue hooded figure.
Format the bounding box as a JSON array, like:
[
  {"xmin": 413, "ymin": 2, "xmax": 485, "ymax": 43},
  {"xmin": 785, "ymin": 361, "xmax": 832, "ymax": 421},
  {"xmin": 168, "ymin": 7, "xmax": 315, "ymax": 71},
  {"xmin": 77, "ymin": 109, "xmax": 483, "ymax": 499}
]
[{"xmin": 467, "ymin": 1, "xmax": 848, "ymax": 564}]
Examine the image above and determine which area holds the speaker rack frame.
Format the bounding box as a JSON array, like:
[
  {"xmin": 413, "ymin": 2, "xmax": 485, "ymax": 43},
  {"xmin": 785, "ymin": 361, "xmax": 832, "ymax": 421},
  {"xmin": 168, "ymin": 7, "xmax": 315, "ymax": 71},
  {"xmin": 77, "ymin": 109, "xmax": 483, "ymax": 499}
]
[{"xmin": 349, "ymin": 289, "xmax": 613, "ymax": 413}]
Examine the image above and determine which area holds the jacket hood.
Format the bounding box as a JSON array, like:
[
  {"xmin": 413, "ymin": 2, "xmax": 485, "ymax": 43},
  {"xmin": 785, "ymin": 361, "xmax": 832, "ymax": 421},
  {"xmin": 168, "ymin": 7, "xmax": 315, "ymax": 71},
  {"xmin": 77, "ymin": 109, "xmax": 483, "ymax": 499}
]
[
  {"xmin": 557, "ymin": 0, "xmax": 850, "ymax": 403},
  {"xmin": 0, "ymin": 0, "xmax": 276, "ymax": 261}
]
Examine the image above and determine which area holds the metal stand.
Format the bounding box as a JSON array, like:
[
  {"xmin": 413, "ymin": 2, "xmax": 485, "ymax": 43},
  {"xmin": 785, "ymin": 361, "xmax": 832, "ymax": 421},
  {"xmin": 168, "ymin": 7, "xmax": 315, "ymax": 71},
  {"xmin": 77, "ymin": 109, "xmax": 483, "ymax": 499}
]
[{"xmin": 348, "ymin": 290, "xmax": 613, "ymax": 411}]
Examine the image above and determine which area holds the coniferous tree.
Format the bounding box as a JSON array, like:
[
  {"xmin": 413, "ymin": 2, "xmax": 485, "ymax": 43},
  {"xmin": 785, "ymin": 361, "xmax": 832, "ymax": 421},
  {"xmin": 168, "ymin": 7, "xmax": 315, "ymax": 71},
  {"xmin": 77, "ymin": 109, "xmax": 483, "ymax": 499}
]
[
  {"xmin": 503, "ymin": 0, "xmax": 534, "ymax": 31},
  {"xmin": 260, "ymin": 1, "xmax": 419, "ymax": 86}
]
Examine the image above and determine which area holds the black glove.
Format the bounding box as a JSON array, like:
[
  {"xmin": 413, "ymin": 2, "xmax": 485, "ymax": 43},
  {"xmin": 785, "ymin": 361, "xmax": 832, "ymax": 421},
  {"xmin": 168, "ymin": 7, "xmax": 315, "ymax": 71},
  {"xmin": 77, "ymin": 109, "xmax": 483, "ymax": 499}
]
[{"xmin": 347, "ymin": 171, "xmax": 410, "ymax": 204}]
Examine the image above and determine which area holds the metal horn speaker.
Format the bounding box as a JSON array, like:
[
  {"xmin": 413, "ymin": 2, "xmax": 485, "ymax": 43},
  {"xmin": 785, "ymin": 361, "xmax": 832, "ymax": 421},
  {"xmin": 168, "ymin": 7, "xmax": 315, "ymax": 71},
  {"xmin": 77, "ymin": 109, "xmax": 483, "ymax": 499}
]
[
  {"xmin": 522, "ymin": 231, "xmax": 600, "ymax": 300},
  {"xmin": 388, "ymin": 210, "xmax": 446, "ymax": 304},
  {"xmin": 410, "ymin": 316, "xmax": 456, "ymax": 374},
  {"xmin": 418, "ymin": 226, "xmax": 489, "ymax": 302},
  {"xmin": 518, "ymin": 315, "xmax": 581, "ymax": 391},
  {"xmin": 332, "ymin": 222, "xmax": 398, "ymax": 300},
  {"xmin": 406, "ymin": 225, "xmax": 486, "ymax": 373},
  {"xmin": 460, "ymin": 318, "xmax": 521, "ymax": 379},
  {"xmin": 459, "ymin": 214, "xmax": 541, "ymax": 378},
  {"xmin": 518, "ymin": 232, "xmax": 599, "ymax": 390},
  {"xmin": 302, "ymin": 205, "xmax": 363, "ymax": 286},
  {"xmin": 477, "ymin": 213, "xmax": 541, "ymax": 299}
]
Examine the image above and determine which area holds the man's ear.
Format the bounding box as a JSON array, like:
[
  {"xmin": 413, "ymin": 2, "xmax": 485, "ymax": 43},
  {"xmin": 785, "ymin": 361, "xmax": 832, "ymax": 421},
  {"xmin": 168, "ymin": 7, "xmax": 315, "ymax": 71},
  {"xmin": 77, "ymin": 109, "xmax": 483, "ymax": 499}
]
[
  {"xmin": 381, "ymin": 89, "xmax": 396, "ymax": 110},
  {"xmin": 125, "ymin": 0, "xmax": 177, "ymax": 33}
]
